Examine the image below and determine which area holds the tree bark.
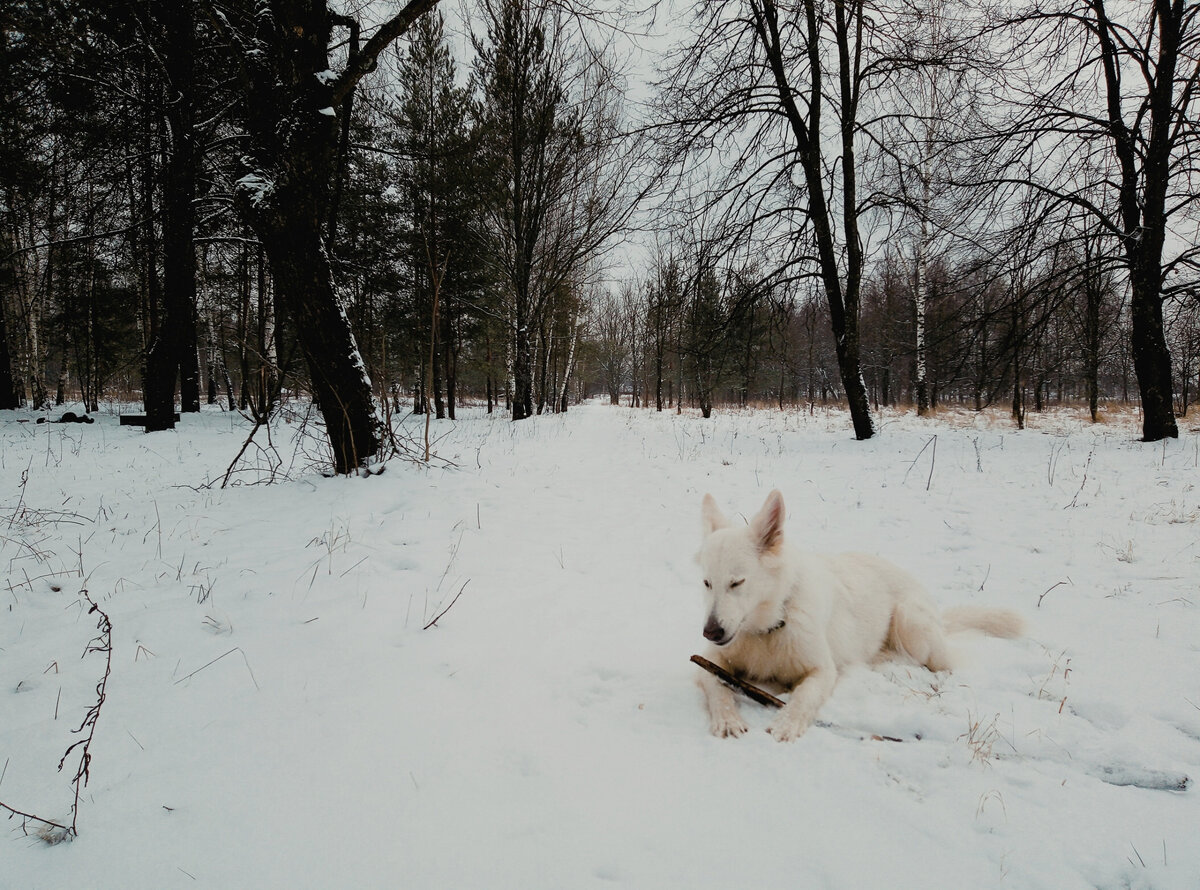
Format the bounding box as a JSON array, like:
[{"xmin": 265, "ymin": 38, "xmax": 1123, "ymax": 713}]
[
  {"xmin": 258, "ymin": 210, "xmax": 380, "ymax": 473},
  {"xmin": 0, "ymin": 281, "xmax": 17, "ymax": 409},
  {"xmin": 914, "ymin": 186, "xmax": 930, "ymax": 416},
  {"xmin": 1129, "ymin": 260, "xmax": 1177, "ymax": 439},
  {"xmin": 513, "ymin": 316, "xmax": 534, "ymax": 420},
  {"xmin": 750, "ymin": 0, "xmax": 875, "ymax": 439},
  {"xmin": 144, "ymin": 0, "xmax": 201, "ymax": 430},
  {"xmin": 235, "ymin": 1, "xmax": 384, "ymax": 472},
  {"xmin": 1092, "ymin": 0, "xmax": 1178, "ymax": 440}
]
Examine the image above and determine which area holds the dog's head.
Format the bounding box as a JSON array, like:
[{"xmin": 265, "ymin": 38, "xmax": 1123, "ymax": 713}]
[{"xmin": 696, "ymin": 489, "xmax": 787, "ymax": 646}]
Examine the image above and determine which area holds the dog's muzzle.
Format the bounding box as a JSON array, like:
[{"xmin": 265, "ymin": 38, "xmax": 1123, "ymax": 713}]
[{"xmin": 703, "ymin": 615, "xmax": 731, "ymax": 646}]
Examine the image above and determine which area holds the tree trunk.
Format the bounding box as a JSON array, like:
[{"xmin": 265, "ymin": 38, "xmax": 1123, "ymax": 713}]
[
  {"xmin": 145, "ymin": 0, "xmax": 201, "ymax": 431},
  {"xmin": 555, "ymin": 317, "xmax": 578, "ymax": 413},
  {"xmin": 1129, "ymin": 261, "xmax": 1178, "ymax": 440},
  {"xmin": 257, "ymin": 244, "xmax": 277, "ymax": 414},
  {"xmin": 512, "ymin": 316, "xmax": 534, "ymax": 420},
  {"xmin": 1084, "ymin": 247, "xmax": 1101, "ymax": 423},
  {"xmin": 259, "ymin": 218, "xmax": 379, "ymax": 471},
  {"xmin": 537, "ymin": 318, "xmax": 551, "ymax": 415},
  {"xmin": 750, "ymin": 0, "xmax": 875, "ymax": 440},
  {"xmin": 236, "ymin": 1, "xmax": 381, "ymax": 473},
  {"xmin": 913, "ymin": 201, "xmax": 930, "ymax": 416},
  {"xmin": 485, "ymin": 329, "xmax": 494, "ymax": 414},
  {"xmin": 1092, "ymin": 0, "xmax": 1178, "ymax": 440},
  {"xmin": 164, "ymin": 0, "xmax": 201, "ymax": 416},
  {"xmin": 1011, "ymin": 295, "xmax": 1025, "ymax": 429},
  {"xmin": 0, "ymin": 282, "xmax": 18, "ymax": 409},
  {"xmin": 442, "ymin": 308, "xmax": 456, "ymax": 421},
  {"xmin": 238, "ymin": 241, "xmax": 251, "ymax": 411},
  {"xmin": 55, "ymin": 331, "xmax": 67, "ymax": 406},
  {"xmin": 655, "ymin": 338, "xmax": 664, "ymax": 412},
  {"xmin": 205, "ymin": 312, "xmax": 219, "ymax": 406},
  {"xmin": 432, "ymin": 307, "xmax": 445, "ymax": 419}
]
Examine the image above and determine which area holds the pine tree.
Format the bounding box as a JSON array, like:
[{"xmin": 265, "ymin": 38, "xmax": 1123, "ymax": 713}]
[{"xmin": 394, "ymin": 11, "xmax": 488, "ymax": 421}]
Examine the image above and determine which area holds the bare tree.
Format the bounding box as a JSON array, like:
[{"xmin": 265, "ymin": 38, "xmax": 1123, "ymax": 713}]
[
  {"xmin": 876, "ymin": 1, "xmax": 984, "ymax": 416},
  {"xmin": 657, "ymin": 0, "xmax": 964, "ymax": 438},
  {"xmin": 1168, "ymin": 294, "xmax": 1200, "ymax": 416},
  {"xmin": 217, "ymin": 0, "xmax": 440, "ymax": 473},
  {"xmin": 139, "ymin": 0, "xmax": 203, "ymax": 431},
  {"xmin": 590, "ymin": 286, "xmax": 633, "ymax": 405},
  {"xmin": 474, "ymin": 0, "xmax": 642, "ymax": 421},
  {"xmin": 1069, "ymin": 225, "xmax": 1126, "ymax": 422},
  {"xmin": 985, "ymin": 0, "xmax": 1200, "ymax": 441}
]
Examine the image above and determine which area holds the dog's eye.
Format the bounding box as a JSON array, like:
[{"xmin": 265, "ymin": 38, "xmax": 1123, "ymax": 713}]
[
  {"xmin": 730, "ymin": 579, "xmax": 745, "ymax": 589},
  {"xmin": 703, "ymin": 579, "xmax": 712, "ymax": 589}
]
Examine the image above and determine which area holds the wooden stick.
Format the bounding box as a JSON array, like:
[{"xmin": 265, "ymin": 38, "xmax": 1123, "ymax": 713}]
[
  {"xmin": 690, "ymin": 655, "xmax": 909, "ymax": 742},
  {"xmin": 690, "ymin": 654, "xmax": 785, "ymax": 709}
]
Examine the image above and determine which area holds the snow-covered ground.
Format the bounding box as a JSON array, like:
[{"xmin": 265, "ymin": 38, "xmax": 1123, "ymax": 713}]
[{"xmin": 2, "ymin": 401, "xmax": 1198, "ymax": 889}]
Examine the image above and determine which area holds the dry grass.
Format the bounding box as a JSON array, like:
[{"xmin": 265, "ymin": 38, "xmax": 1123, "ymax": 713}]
[
  {"xmin": 657, "ymin": 399, "xmax": 1156, "ymax": 435},
  {"xmin": 904, "ymin": 402, "xmax": 1146, "ymax": 434},
  {"xmin": 960, "ymin": 711, "xmax": 1005, "ymax": 766}
]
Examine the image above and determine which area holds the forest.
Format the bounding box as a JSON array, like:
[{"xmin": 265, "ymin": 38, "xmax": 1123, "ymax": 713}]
[
  {"xmin": 4, "ymin": 3, "xmax": 1200, "ymax": 881},
  {"xmin": 2, "ymin": 0, "xmax": 1199, "ymax": 472}
]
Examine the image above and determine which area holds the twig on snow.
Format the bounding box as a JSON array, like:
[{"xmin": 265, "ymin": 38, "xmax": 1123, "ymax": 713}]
[
  {"xmin": 1, "ymin": 588, "xmax": 114, "ymax": 840},
  {"xmin": 1064, "ymin": 445, "xmax": 1096, "ymax": 509},
  {"xmin": 423, "ymin": 579, "xmax": 470, "ymax": 630},
  {"xmin": 902, "ymin": 435, "xmax": 938, "ymax": 491},
  {"xmin": 689, "ymin": 656, "xmax": 907, "ymax": 742},
  {"xmin": 58, "ymin": 588, "xmax": 113, "ymax": 836},
  {"xmin": 173, "ymin": 647, "xmax": 260, "ymax": 691},
  {"xmin": 690, "ymin": 655, "xmax": 785, "ymax": 708},
  {"xmin": 0, "ymin": 799, "xmax": 73, "ymax": 840},
  {"xmin": 1037, "ymin": 578, "xmax": 1071, "ymax": 608}
]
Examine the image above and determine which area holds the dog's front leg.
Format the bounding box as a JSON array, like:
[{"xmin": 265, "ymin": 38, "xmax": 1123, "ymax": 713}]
[
  {"xmin": 697, "ymin": 661, "xmax": 749, "ymax": 738},
  {"xmin": 768, "ymin": 663, "xmax": 837, "ymax": 742}
]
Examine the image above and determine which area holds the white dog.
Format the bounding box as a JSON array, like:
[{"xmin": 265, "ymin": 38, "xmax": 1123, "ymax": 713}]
[{"xmin": 696, "ymin": 489, "xmax": 1023, "ymax": 741}]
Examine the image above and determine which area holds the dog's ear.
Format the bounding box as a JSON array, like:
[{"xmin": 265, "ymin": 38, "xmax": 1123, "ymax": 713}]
[
  {"xmin": 700, "ymin": 493, "xmax": 729, "ymax": 537},
  {"xmin": 750, "ymin": 489, "xmax": 785, "ymax": 553}
]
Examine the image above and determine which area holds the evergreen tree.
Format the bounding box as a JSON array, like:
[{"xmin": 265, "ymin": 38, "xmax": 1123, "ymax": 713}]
[{"xmin": 394, "ymin": 11, "xmax": 488, "ymax": 420}]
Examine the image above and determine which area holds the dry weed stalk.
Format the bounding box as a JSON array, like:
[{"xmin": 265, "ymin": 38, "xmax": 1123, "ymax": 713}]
[{"xmin": 0, "ymin": 588, "xmax": 112, "ymax": 841}]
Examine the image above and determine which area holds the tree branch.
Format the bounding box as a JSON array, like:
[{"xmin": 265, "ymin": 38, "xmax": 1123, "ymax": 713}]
[{"xmin": 331, "ymin": 0, "xmax": 443, "ymax": 105}]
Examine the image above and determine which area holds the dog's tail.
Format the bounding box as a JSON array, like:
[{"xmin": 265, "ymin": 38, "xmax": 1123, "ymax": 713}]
[{"xmin": 943, "ymin": 606, "xmax": 1024, "ymax": 639}]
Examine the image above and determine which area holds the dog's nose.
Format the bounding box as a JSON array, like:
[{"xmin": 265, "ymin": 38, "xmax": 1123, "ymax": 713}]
[{"xmin": 703, "ymin": 616, "xmax": 726, "ymax": 643}]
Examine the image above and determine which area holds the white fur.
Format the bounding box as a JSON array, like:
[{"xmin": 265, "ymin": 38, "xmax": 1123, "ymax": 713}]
[{"xmin": 696, "ymin": 490, "xmax": 1023, "ymax": 741}]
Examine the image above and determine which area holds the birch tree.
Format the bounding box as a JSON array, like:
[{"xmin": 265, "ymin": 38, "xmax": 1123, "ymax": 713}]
[
  {"xmin": 880, "ymin": 1, "xmax": 980, "ymax": 416},
  {"xmin": 658, "ymin": 0, "xmax": 951, "ymax": 439}
]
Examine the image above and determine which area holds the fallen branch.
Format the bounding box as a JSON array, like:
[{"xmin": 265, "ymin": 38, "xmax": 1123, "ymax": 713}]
[
  {"xmin": 1, "ymin": 589, "xmax": 114, "ymax": 841},
  {"xmin": 59, "ymin": 589, "xmax": 113, "ymax": 836},
  {"xmin": 0, "ymin": 800, "xmax": 73, "ymax": 840},
  {"xmin": 173, "ymin": 647, "xmax": 260, "ymax": 691},
  {"xmin": 1037, "ymin": 578, "xmax": 1071, "ymax": 608},
  {"xmin": 901, "ymin": 434, "xmax": 938, "ymax": 491},
  {"xmin": 690, "ymin": 655, "xmax": 906, "ymax": 743},
  {"xmin": 423, "ymin": 579, "xmax": 469, "ymax": 630},
  {"xmin": 690, "ymin": 654, "xmax": 785, "ymax": 708},
  {"xmin": 220, "ymin": 417, "xmax": 265, "ymax": 488}
]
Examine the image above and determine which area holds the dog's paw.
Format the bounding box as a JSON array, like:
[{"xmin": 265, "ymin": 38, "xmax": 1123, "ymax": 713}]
[
  {"xmin": 710, "ymin": 712, "xmax": 749, "ymax": 738},
  {"xmin": 766, "ymin": 712, "xmax": 812, "ymax": 742}
]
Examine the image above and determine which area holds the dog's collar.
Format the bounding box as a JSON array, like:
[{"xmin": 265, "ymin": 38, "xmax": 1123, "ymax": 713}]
[{"xmin": 759, "ymin": 599, "xmax": 791, "ymax": 635}]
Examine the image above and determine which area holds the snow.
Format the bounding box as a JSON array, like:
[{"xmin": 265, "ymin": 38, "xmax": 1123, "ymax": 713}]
[
  {"xmin": 233, "ymin": 169, "xmax": 274, "ymax": 207},
  {"xmin": 2, "ymin": 402, "xmax": 1199, "ymax": 888}
]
